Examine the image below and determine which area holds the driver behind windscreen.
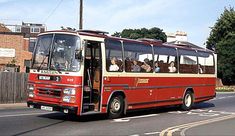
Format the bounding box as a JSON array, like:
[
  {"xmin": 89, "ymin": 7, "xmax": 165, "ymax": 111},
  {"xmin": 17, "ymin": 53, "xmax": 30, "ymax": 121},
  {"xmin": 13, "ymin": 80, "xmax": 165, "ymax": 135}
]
[{"xmin": 52, "ymin": 40, "xmax": 68, "ymax": 70}]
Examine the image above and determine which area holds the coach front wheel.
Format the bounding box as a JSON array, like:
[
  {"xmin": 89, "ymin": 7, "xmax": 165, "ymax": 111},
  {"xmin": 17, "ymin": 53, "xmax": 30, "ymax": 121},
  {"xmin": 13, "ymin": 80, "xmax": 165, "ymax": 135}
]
[{"xmin": 108, "ymin": 95, "xmax": 124, "ymax": 119}]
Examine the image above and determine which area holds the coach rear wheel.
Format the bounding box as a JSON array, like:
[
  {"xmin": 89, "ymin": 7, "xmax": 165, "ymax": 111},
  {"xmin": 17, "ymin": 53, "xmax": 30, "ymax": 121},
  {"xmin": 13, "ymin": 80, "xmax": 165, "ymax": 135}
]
[
  {"xmin": 108, "ymin": 95, "xmax": 124, "ymax": 119},
  {"xmin": 181, "ymin": 91, "xmax": 194, "ymax": 110}
]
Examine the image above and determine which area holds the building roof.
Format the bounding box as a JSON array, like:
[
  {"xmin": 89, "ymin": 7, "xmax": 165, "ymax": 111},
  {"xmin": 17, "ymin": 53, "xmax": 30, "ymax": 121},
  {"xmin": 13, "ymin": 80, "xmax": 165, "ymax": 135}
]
[
  {"xmin": 0, "ymin": 23, "xmax": 11, "ymax": 32},
  {"xmin": 166, "ymin": 40, "xmax": 204, "ymax": 49}
]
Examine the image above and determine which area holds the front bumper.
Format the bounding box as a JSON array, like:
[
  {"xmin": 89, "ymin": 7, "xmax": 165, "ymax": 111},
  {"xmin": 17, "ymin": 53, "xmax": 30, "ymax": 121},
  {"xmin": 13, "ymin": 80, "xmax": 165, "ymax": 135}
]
[{"xmin": 27, "ymin": 101, "xmax": 78, "ymax": 115}]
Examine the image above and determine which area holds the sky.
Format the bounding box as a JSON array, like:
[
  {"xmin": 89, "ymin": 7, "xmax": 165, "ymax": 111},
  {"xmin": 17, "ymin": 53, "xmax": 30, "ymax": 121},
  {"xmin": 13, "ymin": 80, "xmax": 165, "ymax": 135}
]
[{"xmin": 0, "ymin": 0, "xmax": 234, "ymax": 47}]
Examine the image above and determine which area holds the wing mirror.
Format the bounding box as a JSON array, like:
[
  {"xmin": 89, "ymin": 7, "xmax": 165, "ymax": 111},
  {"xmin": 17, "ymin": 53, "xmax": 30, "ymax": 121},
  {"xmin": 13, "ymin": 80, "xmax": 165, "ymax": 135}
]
[{"xmin": 75, "ymin": 49, "xmax": 82, "ymax": 60}]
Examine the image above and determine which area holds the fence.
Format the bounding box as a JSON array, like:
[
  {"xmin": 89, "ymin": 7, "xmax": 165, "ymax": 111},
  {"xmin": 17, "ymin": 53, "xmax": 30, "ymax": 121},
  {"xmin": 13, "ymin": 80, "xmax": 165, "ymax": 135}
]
[{"xmin": 0, "ymin": 72, "xmax": 28, "ymax": 104}]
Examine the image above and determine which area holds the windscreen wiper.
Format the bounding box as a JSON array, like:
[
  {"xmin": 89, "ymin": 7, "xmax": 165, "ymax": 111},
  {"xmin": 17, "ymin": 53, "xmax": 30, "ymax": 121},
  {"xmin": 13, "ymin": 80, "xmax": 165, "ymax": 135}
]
[
  {"xmin": 37, "ymin": 40, "xmax": 53, "ymax": 72},
  {"xmin": 37, "ymin": 54, "xmax": 49, "ymax": 72}
]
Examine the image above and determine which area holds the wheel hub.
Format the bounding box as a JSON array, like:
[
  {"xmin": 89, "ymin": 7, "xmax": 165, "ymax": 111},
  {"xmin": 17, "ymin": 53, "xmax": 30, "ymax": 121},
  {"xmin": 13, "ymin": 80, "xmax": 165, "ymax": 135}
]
[
  {"xmin": 185, "ymin": 94, "xmax": 192, "ymax": 107},
  {"xmin": 111, "ymin": 99, "xmax": 120, "ymax": 112}
]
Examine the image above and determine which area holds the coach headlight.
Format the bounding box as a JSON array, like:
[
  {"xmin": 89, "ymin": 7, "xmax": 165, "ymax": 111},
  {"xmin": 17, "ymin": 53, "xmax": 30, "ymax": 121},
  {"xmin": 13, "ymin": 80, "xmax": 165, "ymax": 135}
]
[
  {"xmin": 27, "ymin": 84, "xmax": 34, "ymax": 91},
  {"xmin": 63, "ymin": 88, "xmax": 76, "ymax": 95},
  {"xmin": 62, "ymin": 96, "xmax": 76, "ymax": 103},
  {"xmin": 28, "ymin": 92, "xmax": 34, "ymax": 98},
  {"xmin": 27, "ymin": 84, "xmax": 35, "ymax": 98}
]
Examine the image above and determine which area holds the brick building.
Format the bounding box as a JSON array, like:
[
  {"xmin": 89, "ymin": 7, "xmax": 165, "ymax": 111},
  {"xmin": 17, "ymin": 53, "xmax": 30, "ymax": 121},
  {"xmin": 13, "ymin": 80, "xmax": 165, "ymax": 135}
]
[
  {"xmin": 6, "ymin": 22, "xmax": 46, "ymax": 52},
  {"xmin": 0, "ymin": 23, "xmax": 46, "ymax": 72}
]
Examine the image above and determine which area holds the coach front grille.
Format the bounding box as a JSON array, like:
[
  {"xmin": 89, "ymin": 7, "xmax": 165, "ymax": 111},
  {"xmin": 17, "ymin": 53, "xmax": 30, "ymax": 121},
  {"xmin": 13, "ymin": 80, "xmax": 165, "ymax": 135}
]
[{"xmin": 37, "ymin": 88, "xmax": 62, "ymax": 98}]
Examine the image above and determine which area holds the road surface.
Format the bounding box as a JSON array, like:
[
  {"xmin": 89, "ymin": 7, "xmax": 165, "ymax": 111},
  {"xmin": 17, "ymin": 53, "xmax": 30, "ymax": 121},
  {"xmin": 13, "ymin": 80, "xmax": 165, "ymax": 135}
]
[{"xmin": 0, "ymin": 92, "xmax": 235, "ymax": 136}]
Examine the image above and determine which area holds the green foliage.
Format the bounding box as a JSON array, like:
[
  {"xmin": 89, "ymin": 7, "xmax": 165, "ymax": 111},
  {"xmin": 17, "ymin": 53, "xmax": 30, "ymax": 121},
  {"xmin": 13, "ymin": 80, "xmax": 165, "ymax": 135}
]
[
  {"xmin": 216, "ymin": 33, "xmax": 235, "ymax": 84},
  {"xmin": 206, "ymin": 7, "xmax": 235, "ymax": 50},
  {"xmin": 206, "ymin": 7, "xmax": 235, "ymax": 85},
  {"xmin": 6, "ymin": 57, "xmax": 17, "ymax": 67},
  {"xmin": 112, "ymin": 32, "xmax": 121, "ymax": 37},
  {"xmin": 112, "ymin": 27, "xmax": 167, "ymax": 42},
  {"xmin": 10, "ymin": 57, "xmax": 17, "ymax": 64},
  {"xmin": 216, "ymin": 86, "xmax": 234, "ymax": 92}
]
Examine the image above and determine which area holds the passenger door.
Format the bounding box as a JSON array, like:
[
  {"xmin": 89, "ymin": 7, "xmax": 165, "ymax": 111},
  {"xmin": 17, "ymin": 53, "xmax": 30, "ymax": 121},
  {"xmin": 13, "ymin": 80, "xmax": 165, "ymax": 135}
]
[{"xmin": 82, "ymin": 40, "xmax": 102, "ymax": 113}]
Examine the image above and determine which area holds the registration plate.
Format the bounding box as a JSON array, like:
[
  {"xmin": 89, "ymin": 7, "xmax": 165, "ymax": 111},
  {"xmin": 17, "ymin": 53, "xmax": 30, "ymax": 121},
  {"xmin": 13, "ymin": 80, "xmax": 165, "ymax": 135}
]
[
  {"xmin": 41, "ymin": 106, "xmax": 53, "ymax": 111},
  {"xmin": 39, "ymin": 76, "xmax": 51, "ymax": 80}
]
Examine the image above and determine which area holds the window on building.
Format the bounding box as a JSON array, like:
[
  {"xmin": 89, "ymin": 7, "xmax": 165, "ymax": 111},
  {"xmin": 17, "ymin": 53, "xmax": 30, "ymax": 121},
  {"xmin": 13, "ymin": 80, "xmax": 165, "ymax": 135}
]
[
  {"xmin": 29, "ymin": 39, "xmax": 37, "ymax": 52},
  {"xmin": 178, "ymin": 49, "xmax": 198, "ymax": 74},
  {"xmin": 198, "ymin": 51, "xmax": 215, "ymax": 74},
  {"xmin": 30, "ymin": 27, "xmax": 40, "ymax": 33},
  {"xmin": 154, "ymin": 46, "xmax": 178, "ymax": 73},
  {"xmin": 15, "ymin": 26, "xmax": 21, "ymax": 33},
  {"xmin": 24, "ymin": 60, "xmax": 31, "ymax": 73},
  {"xmin": 123, "ymin": 41, "xmax": 153, "ymax": 73},
  {"xmin": 105, "ymin": 39, "xmax": 123, "ymax": 72}
]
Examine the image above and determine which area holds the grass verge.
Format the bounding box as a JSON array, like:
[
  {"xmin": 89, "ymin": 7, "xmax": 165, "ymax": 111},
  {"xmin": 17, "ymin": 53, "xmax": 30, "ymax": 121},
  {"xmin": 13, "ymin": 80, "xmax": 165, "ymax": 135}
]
[{"xmin": 216, "ymin": 86, "xmax": 235, "ymax": 92}]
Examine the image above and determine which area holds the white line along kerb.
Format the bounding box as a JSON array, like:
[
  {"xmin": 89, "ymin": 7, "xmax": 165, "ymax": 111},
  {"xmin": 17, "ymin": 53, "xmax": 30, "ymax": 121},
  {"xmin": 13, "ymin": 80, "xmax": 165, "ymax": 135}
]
[{"xmin": 0, "ymin": 112, "xmax": 54, "ymax": 118}]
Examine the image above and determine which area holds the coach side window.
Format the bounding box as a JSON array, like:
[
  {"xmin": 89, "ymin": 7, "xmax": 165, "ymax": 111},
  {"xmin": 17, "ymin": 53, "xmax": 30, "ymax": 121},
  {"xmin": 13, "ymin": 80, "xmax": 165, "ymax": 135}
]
[
  {"xmin": 105, "ymin": 39, "xmax": 123, "ymax": 72},
  {"xmin": 154, "ymin": 46, "xmax": 178, "ymax": 73},
  {"xmin": 123, "ymin": 41, "xmax": 153, "ymax": 72},
  {"xmin": 198, "ymin": 51, "xmax": 215, "ymax": 74},
  {"xmin": 178, "ymin": 49, "xmax": 198, "ymax": 74}
]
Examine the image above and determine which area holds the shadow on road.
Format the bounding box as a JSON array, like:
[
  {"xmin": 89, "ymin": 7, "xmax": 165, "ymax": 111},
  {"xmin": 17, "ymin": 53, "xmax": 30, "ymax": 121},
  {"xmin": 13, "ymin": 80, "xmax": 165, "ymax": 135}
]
[
  {"xmin": 13, "ymin": 120, "xmax": 65, "ymax": 136},
  {"xmin": 193, "ymin": 102, "xmax": 215, "ymax": 109},
  {"xmin": 38, "ymin": 112, "xmax": 108, "ymax": 122},
  {"xmin": 36, "ymin": 102, "xmax": 215, "ymax": 122}
]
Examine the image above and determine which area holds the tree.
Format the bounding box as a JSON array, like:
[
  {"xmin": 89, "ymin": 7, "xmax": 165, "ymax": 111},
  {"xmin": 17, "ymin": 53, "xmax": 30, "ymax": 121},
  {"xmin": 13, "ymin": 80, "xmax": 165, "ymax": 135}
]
[
  {"xmin": 112, "ymin": 27, "xmax": 167, "ymax": 42},
  {"xmin": 206, "ymin": 7, "xmax": 235, "ymax": 50},
  {"xmin": 112, "ymin": 32, "xmax": 121, "ymax": 37},
  {"xmin": 216, "ymin": 33, "xmax": 235, "ymax": 85},
  {"xmin": 206, "ymin": 7, "xmax": 235, "ymax": 85},
  {"xmin": 6, "ymin": 57, "xmax": 17, "ymax": 67},
  {"xmin": 61, "ymin": 26, "xmax": 76, "ymax": 31}
]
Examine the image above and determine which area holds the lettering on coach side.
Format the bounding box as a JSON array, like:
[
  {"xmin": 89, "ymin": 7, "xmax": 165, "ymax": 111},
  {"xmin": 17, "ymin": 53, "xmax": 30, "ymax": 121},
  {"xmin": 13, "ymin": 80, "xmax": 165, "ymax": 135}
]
[
  {"xmin": 135, "ymin": 78, "xmax": 149, "ymax": 86},
  {"xmin": 40, "ymin": 70, "xmax": 60, "ymax": 75},
  {"xmin": 104, "ymin": 87, "xmax": 111, "ymax": 92}
]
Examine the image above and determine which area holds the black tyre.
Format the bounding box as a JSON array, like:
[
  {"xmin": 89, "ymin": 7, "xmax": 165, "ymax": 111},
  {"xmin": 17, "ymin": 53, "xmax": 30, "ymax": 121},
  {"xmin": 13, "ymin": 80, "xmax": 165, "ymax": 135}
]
[
  {"xmin": 108, "ymin": 95, "xmax": 124, "ymax": 119},
  {"xmin": 181, "ymin": 91, "xmax": 194, "ymax": 110}
]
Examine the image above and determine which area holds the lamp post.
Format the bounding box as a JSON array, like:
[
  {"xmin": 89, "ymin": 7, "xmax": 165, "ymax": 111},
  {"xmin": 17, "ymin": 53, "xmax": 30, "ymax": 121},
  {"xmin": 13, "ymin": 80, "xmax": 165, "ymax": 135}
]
[{"xmin": 79, "ymin": 0, "xmax": 83, "ymax": 30}]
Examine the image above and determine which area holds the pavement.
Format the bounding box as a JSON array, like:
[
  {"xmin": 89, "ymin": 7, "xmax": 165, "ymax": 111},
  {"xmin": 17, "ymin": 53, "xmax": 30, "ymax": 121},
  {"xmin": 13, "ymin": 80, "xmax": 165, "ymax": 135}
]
[{"xmin": 0, "ymin": 103, "xmax": 27, "ymax": 109}]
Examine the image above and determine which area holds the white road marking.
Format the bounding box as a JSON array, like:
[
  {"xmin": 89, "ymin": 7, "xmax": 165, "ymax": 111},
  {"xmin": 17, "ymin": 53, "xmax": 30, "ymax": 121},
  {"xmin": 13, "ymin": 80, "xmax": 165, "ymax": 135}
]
[
  {"xmin": 0, "ymin": 112, "xmax": 54, "ymax": 118},
  {"xmin": 112, "ymin": 114, "xmax": 158, "ymax": 122},
  {"xmin": 168, "ymin": 111, "xmax": 188, "ymax": 114},
  {"xmin": 129, "ymin": 134, "xmax": 139, "ymax": 136},
  {"xmin": 211, "ymin": 95, "xmax": 235, "ymax": 101},
  {"xmin": 187, "ymin": 112, "xmax": 200, "ymax": 115},
  {"xmin": 144, "ymin": 131, "xmax": 160, "ymax": 135},
  {"xmin": 169, "ymin": 109, "xmax": 235, "ymax": 117},
  {"xmin": 126, "ymin": 114, "xmax": 159, "ymax": 119},
  {"xmin": 207, "ymin": 110, "xmax": 234, "ymax": 114},
  {"xmin": 220, "ymin": 111, "xmax": 235, "ymax": 115},
  {"xmin": 218, "ymin": 97, "xmax": 227, "ymax": 100},
  {"xmin": 227, "ymin": 96, "xmax": 235, "ymax": 98},
  {"xmin": 199, "ymin": 113, "xmax": 220, "ymax": 117},
  {"xmin": 160, "ymin": 114, "xmax": 235, "ymax": 136},
  {"xmin": 112, "ymin": 118, "xmax": 130, "ymax": 122},
  {"xmin": 129, "ymin": 131, "xmax": 160, "ymax": 136},
  {"xmin": 191, "ymin": 109, "xmax": 208, "ymax": 112}
]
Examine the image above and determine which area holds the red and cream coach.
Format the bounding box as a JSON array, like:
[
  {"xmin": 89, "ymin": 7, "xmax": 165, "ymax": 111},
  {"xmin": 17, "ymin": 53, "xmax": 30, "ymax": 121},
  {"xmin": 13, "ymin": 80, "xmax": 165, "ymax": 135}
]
[{"xmin": 27, "ymin": 30, "xmax": 216, "ymax": 118}]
